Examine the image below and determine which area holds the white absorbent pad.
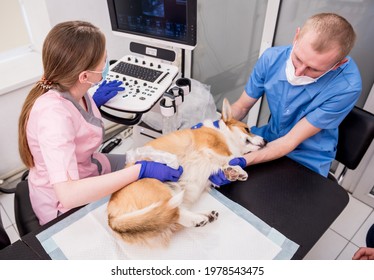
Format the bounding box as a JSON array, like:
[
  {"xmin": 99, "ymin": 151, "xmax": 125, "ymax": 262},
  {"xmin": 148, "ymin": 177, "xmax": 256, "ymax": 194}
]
[{"xmin": 36, "ymin": 188, "xmax": 299, "ymax": 260}]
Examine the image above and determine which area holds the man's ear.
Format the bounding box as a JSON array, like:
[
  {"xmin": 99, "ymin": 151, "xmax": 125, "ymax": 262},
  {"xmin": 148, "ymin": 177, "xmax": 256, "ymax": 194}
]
[
  {"xmin": 333, "ymin": 58, "xmax": 348, "ymax": 70},
  {"xmin": 292, "ymin": 27, "xmax": 300, "ymax": 45}
]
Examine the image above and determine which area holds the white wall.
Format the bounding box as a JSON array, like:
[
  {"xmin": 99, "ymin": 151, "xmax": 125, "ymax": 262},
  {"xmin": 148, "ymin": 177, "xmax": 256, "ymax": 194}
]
[
  {"xmin": 44, "ymin": 0, "xmax": 132, "ymax": 62},
  {"xmin": 0, "ymin": 0, "xmax": 51, "ymax": 179},
  {"xmin": 192, "ymin": 0, "xmax": 267, "ymax": 110},
  {"xmin": 0, "ymin": 84, "xmax": 33, "ymax": 178},
  {"xmin": 0, "ymin": 0, "xmax": 132, "ymax": 179}
]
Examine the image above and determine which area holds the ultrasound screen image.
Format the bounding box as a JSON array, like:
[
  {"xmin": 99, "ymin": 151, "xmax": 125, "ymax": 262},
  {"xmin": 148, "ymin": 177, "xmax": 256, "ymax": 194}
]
[{"xmin": 113, "ymin": 0, "xmax": 190, "ymax": 44}]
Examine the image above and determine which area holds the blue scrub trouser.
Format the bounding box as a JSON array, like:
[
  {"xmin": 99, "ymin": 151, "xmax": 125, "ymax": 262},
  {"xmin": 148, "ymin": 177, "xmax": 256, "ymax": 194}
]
[{"xmin": 366, "ymin": 224, "xmax": 374, "ymax": 248}]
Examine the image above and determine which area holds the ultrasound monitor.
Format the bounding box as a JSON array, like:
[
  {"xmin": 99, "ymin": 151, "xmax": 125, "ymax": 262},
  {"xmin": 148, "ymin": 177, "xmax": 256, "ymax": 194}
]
[
  {"xmin": 107, "ymin": 0, "xmax": 197, "ymax": 51},
  {"xmin": 101, "ymin": 0, "xmax": 196, "ymax": 125}
]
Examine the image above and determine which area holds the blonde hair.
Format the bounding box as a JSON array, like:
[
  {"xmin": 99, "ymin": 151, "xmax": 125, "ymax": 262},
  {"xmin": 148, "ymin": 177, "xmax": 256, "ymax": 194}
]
[
  {"xmin": 18, "ymin": 21, "xmax": 106, "ymax": 168},
  {"xmin": 299, "ymin": 13, "xmax": 356, "ymax": 61}
]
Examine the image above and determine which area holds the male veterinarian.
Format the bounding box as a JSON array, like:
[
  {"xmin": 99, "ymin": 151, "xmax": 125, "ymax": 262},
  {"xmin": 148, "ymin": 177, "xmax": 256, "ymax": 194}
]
[{"xmin": 210, "ymin": 13, "xmax": 361, "ymax": 185}]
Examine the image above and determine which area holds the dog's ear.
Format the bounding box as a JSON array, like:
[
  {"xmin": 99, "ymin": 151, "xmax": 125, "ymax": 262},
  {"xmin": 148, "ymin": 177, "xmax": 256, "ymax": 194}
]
[{"xmin": 221, "ymin": 98, "xmax": 233, "ymax": 122}]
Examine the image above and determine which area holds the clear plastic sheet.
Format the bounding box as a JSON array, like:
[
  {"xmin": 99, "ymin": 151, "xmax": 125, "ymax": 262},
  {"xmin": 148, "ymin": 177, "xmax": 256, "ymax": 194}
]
[{"xmin": 142, "ymin": 79, "xmax": 219, "ymax": 131}]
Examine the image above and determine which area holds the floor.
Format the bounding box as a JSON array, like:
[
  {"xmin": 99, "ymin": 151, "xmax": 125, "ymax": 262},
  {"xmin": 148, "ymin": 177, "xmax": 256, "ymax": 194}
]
[
  {"xmin": 1, "ymin": 178, "xmax": 373, "ymax": 260},
  {"xmin": 0, "ymin": 179, "xmax": 20, "ymax": 245}
]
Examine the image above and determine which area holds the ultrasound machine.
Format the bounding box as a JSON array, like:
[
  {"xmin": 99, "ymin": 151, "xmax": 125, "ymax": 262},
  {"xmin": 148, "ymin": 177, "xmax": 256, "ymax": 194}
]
[{"xmin": 102, "ymin": 0, "xmax": 197, "ymax": 145}]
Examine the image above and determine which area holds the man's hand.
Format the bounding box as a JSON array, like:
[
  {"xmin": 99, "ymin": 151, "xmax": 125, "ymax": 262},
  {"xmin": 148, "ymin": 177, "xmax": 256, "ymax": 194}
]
[
  {"xmin": 352, "ymin": 247, "xmax": 374, "ymax": 260},
  {"xmin": 209, "ymin": 157, "xmax": 247, "ymax": 186}
]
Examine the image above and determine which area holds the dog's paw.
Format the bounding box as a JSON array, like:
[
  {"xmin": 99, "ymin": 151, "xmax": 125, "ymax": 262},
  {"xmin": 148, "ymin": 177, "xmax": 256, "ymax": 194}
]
[
  {"xmin": 250, "ymin": 135, "xmax": 266, "ymax": 147},
  {"xmin": 245, "ymin": 135, "xmax": 267, "ymax": 153},
  {"xmin": 195, "ymin": 219, "xmax": 208, "ymax": 227},
  {"xmin": 208, "ymin": 210, "xmax": 219, "ymax": 222},
  {"xmin": 195, "ymin": 211, "xmax": 219, "ymax": 227},
  {"xmin": 222, "ymin": 165, "xmax": 248, "ymax": 181}
]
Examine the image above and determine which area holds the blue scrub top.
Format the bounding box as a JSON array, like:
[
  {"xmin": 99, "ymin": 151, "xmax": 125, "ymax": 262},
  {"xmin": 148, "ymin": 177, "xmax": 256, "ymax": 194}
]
[{"xmin": 245, "ymin": 45, "xmax": 362, "ymax": 177}]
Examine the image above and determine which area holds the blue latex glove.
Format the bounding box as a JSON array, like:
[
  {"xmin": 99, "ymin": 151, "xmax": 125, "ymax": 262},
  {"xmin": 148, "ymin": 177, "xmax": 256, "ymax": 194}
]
[
  {"xmin": 209, "ymin": 157, "xmax": 247, "ymax": 186},
  {"xmin": 136, "ymin": 160, "xmax": 184, "ymax": 182},
  {"xmin": 93, "ymin": 80, "xmax": 125, "ymax": 107},
  {"xmin": 191, "ymin": 120, "xmax": 219, "ymax": 129}
]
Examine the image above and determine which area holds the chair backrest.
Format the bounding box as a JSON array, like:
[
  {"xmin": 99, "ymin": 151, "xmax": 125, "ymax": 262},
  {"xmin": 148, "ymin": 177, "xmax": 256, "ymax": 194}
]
[
  {"xmin": 335, "ymin": 106, "xmax": 374, "ymax": 170},
  {"xmin": 0, "ymin": 212, "xmax": 11, "ymax": 249},
  {"xmin": 14, "ymin": 180, "xmax": 41, "ymax": 236}
]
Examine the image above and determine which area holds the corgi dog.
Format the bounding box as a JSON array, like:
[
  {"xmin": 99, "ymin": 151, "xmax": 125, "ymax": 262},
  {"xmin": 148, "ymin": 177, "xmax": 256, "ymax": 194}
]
[{"xmin": 107, "ymin": 98, "xmax": 266, "ymax": 246}]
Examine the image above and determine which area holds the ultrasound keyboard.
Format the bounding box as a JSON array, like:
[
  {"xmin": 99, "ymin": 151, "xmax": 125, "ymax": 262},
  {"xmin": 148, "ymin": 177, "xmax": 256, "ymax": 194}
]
[
  {"xmin": 111, "ymin": 61, "xmax": 163, "ymax": 82},
  {"xmin": 101, "ymin": 54, "xmax": 179, "ymax": 114}
]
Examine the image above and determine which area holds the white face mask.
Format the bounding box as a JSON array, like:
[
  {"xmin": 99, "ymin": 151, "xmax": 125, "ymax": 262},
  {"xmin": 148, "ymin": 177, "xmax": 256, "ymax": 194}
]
[
  {"xmin": 87, "ymin": 57, "xmax": 109, "ymax": 87},
  {"xmin": 285, "ymin": 51, "xmax": 338, "ymax": 86}
]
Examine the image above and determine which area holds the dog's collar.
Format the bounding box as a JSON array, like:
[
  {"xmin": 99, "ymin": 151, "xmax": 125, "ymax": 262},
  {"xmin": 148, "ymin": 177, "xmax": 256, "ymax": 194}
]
[
  {"xmin": 191, "ymin": 120, "xmax": 220, "ymax": 129},
  {"xmin": 191, "ymin": 120, "xmax": 219, "ymax": 129}
]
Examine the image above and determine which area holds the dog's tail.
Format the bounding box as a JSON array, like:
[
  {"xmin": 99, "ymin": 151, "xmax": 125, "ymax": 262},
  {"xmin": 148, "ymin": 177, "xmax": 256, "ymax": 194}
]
[{"xmin": 108, "ymin": 191, "xmax": 184, "ymax": 246}]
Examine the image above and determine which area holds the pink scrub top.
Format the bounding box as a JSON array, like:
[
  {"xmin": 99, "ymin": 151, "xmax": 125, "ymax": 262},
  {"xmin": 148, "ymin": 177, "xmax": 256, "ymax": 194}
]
[{"xmin": 26, "ymin": 90, "xmax": 111, "ymax": 225}]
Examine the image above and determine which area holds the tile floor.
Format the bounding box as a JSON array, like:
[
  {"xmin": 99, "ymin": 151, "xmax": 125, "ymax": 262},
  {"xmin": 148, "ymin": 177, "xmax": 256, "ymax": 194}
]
[
  {"xmin": 0, "ymin": 179, "xmax": 20, "ymax": 244},
  {"xmin": 1, "ymin": 181, "xmax": 373, "ymax": 259}
]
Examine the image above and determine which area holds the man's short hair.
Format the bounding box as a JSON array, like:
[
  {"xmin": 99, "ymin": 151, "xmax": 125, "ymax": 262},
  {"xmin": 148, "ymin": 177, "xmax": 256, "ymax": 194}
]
[{"xmin": 299, "ymin": 13, "xmax": 356, "ymax": 61}]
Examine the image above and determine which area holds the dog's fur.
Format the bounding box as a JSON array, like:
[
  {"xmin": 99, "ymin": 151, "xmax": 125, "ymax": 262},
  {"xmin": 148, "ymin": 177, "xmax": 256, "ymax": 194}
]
[{"xmin": 107, "ymin": 99, "xmax": 265, "ymax": 246}]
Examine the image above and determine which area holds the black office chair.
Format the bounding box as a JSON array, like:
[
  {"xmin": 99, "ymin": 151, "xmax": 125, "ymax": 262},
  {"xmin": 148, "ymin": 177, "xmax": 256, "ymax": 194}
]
[
  {"xmin": 0, "ymin": 184, "xmax": 14, "ymax": 249},
  {"xmin": 329, "ymin": 106, "xmax": 374, "ymax": 184},
  {"xmin": 13, "ymin": 171, "xmax": 41, "ymax": 236},
  {"xmin": 0, "ymin": 212, "xmax": 11, "ymax": 250},
  {"xmin": 0, "ymin": 170, "xmax": 41, "ymax": 237}
]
